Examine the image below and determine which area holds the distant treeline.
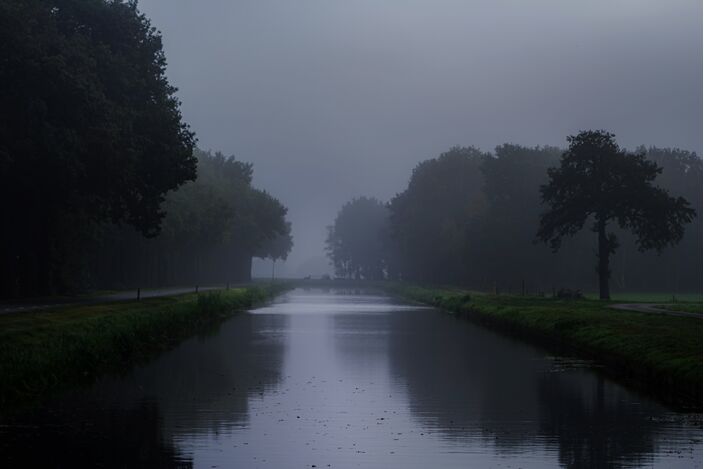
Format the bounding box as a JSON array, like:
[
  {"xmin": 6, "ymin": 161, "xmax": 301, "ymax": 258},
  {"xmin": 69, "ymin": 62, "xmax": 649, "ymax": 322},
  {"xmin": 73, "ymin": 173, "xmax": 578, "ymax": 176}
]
[
  {"xmin": 327, "ymin": 145, "xmax": 701, "ymax": 293},
  {"xmin": 2, "ymin": 145, "xmax": 292, "ymax": 298},
  {"xmin": 87, "ymin": 149, "xmax": 292, "ymax": 290},
  {"xmin": 0, "ymin": 1, "xmax": 291, "ymax": 298}
]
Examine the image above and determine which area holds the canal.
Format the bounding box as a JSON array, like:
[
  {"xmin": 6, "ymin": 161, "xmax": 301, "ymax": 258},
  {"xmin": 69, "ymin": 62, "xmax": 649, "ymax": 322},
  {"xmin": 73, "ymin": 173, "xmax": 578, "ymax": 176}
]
[{"xmin": 1, "ymin": 288, "xmax": 701, "ymax": 468}]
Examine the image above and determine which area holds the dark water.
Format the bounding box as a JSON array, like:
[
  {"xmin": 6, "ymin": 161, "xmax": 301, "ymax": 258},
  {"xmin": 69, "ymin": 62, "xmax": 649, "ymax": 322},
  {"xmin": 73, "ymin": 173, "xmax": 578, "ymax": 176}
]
[{"xmin": 1, "ymin": 289, "xmax": 701, "ymax": 468}]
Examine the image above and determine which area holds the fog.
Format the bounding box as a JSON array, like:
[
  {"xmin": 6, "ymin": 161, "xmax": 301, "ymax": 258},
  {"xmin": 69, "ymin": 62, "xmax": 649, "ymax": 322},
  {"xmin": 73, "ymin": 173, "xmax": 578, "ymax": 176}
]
[{"xmin": 138, "ymin": 0, "xmax": 702, "ymax": 277}]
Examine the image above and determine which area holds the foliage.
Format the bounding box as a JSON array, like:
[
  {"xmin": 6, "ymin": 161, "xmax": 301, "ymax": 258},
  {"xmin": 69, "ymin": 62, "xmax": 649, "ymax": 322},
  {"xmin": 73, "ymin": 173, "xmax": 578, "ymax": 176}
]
[
  {"xmin": 388, "ymin": 146, "xmax": 488, "ymax": 283},
  {"xmin": 0, "ymin": 0, "xmax": 196, "ymax": 297},
  {"xmin": 255, "ymin": 222, "xmax": 293, "ymax": 262},
  {"xmin": 537, "ymin": 130, "xmax": 696, "ymax": 299},
  {"xmin": 325, "ymin": 197, "xmax": 389, "ymax": 279},
  {"xmin": 470, "ymin": 144, "xmax": 562, "ymax": 287},
  {"xmin": 88, "ymin": 149, "xmax": 292, "ymax": 288},
  {"xmin": 330, "ymin": 139, "xmax": 700, "ymax": 294}
]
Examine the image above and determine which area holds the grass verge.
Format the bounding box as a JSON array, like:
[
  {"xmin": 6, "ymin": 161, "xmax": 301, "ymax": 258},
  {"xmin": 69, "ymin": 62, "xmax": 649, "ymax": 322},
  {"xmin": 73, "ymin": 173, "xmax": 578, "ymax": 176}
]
[
  {"xmin": 384, "ymin": 283, "xmax": 702, "ymax": 409},
  {"xmin": 0, "ymin": 284, "xmax": 289, "ymax": 411}
]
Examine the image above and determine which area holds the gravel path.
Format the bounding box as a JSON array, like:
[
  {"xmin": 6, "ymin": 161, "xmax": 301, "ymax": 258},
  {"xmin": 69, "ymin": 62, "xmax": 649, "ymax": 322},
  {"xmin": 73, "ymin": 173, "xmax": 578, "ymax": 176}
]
[
  {"xmin": 609, "ymin": 303, "xmax": 701, "ymax": 318},
  {"xmin": 0, "ymin": 285, "xmax": 226, "ymax": 315}
]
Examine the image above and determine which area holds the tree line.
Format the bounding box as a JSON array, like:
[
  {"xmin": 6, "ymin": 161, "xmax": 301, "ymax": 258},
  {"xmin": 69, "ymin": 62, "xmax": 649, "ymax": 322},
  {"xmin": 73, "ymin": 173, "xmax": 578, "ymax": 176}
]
[
  {"xmin": 326, "ymin": 134, "xmax": 700, "ymax": 297},
  {"xmin": 0, "ymin": 0, "xmax": 291, "ymax": 298},
  {"xmin": 86, "ymin": 149, "xmax": 292, "ymax": 291}
]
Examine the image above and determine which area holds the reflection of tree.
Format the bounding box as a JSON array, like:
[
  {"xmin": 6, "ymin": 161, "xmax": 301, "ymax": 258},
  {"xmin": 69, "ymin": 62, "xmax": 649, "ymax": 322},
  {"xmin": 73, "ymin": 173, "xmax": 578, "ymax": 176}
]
[
  {"xmin": 332, "ymin": 311, "xmax": 392, "ymax": 377},
  {"xmin": 387, "ymin": 310, "xmax": 541, "ymax": 442},
  {"xmin": 387, "ymin": 309, "xmax": 670, "ymax": 466},
  {"xmin": 114, "ymin": 312, "xmax": 289, "ymax": 437},
  {"xmin": 0, "ymin": 312, "xmax": 288, "ymax": 466},
  {"xmin": 0, "ymin": 399, "xmax": 191, "ymax": 468},
  {"xmin": 536, "ymin": 373, "xmax": 657, "ymax": 468}
]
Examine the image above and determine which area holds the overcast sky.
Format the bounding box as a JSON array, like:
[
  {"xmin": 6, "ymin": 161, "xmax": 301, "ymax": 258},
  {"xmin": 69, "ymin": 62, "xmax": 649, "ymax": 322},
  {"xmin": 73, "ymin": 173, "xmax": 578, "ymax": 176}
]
[{"xmin": 138, "ymin": 0, "xmax": 702, "ymax": 276}]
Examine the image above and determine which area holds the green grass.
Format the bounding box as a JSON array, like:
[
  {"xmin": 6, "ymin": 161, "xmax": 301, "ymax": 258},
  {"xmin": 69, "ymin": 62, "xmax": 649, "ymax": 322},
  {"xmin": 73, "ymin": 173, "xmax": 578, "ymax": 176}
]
[
  {"xmin": 0, "ymin": 284, "xmax": 288, "ymax": 410},
  {"xmin": 385, "ymin": 284, "xmax": 702, "ymax": 408}
]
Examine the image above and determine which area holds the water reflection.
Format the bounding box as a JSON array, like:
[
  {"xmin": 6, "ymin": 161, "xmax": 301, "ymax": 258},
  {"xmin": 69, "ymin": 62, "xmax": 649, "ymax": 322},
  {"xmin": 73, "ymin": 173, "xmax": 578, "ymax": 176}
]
[
  {"xmin": 0, "ymin": 311, "xmax": 288, "ymax": 467},
  {"xmin": 0, "ymin": 288, "xmax": 700, "ymax": 468},
  {"xmin": 386, "ymin": 308, "xmax": 701, "ymax": 467},
  {"xmin": 0, "ymin": 399, "xmax": 192, "ymax": 468}
]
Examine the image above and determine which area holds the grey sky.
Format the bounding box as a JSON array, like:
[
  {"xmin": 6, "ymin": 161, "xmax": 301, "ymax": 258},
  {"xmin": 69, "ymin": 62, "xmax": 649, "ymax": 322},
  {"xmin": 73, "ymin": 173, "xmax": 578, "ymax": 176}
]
[{"xmin": 138, "ymin": 0, "xmax": 702, "ymax": 276}]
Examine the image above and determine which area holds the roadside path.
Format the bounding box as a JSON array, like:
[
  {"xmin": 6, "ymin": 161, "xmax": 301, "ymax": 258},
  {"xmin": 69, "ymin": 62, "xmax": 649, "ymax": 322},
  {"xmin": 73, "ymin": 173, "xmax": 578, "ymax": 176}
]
[
  {"xmin": 609, "ymin": 303, "xmax": 700, "ymax": 318},
  {"xmin": 0, "ymin": 285, "xmax": 225, "ymax": 315}
]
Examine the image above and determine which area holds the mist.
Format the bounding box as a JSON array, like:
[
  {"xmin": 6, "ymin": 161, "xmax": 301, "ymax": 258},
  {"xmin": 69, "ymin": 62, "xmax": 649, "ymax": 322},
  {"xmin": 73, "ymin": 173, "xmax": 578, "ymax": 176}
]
[
  {"xmin": 1, "ymin": 1, "xmax": 702, "ymax": 467},
  {"xmin": 138, "ymin": 0, "xmax": 702, "ymax": 276}
]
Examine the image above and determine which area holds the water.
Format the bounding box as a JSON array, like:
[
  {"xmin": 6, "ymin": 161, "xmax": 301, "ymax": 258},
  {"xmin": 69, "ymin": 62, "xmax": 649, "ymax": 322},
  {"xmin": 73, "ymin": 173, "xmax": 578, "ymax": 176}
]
[{"xmin": 1, "ymin": 288, "xmax": 701, "ymax": 468}]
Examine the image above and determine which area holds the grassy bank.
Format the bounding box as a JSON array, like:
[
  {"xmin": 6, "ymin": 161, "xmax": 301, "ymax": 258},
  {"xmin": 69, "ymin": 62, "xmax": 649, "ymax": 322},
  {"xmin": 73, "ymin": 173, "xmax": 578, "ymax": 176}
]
[
  {"xmin": 0, "ymin": 284, "xmax": 288, "ymax": 410},
  {"xmin": 385, "ymin": 284, "xmax": 702, "ymax": 409}
]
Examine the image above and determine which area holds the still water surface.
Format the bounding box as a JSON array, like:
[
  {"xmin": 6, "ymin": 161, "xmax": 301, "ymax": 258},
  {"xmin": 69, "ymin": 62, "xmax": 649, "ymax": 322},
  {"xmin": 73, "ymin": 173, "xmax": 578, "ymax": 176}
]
[{"xmin": 1, "ymin": 289, "xmax": 701, "ymax": 468}]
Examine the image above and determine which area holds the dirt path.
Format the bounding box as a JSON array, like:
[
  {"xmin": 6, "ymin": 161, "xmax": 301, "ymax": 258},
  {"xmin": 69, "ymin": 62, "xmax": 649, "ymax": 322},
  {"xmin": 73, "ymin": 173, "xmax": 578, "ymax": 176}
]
[{"xmin": 609, "ymin": 303, "xmax": 701, "ymax": 318}]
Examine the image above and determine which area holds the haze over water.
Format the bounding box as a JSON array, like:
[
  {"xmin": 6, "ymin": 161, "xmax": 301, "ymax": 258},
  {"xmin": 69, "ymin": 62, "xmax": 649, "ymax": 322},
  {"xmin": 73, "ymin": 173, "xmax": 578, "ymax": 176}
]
[
  {"xmin": 137, "ymin": 0, "xmax": 703, "ymax": 275},
  {"xmin": 1, "ymin": 289, "xmax": 700, "ymax": 468}
]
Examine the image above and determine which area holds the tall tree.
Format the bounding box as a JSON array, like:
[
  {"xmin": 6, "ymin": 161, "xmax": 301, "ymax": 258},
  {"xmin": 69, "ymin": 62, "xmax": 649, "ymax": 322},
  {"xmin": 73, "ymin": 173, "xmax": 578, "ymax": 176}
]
[
  {"xmin": 255, "ymin": 222, "xmax": 293, "ymax": 279},
  {"xmin": 326, "ymin": 197, "xmax": 390, "ymax": 280},
  {"xmin": 537, "ymin": 130, "xmax": 695, "ymax": 299},
  {"xmin": 0, "ymin": 0, "xmax": 196, "ymax": 297},
  {"xmin": 388, "ymin": 146, "xmax": 487, "ymax": 283},
  {"xmin": 474, "ymin": 145, "xmax": 562, "ymax": 289},
  {"xmin": 88, "ymin": 149, "xmax": 292, "ymax": 288}
]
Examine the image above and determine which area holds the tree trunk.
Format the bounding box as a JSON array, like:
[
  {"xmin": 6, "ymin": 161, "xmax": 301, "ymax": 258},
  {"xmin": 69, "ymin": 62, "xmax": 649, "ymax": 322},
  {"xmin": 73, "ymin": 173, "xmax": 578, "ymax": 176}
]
[{"xmin": 597, "ymin": 218, "xmax": 611, "ymax": 300}]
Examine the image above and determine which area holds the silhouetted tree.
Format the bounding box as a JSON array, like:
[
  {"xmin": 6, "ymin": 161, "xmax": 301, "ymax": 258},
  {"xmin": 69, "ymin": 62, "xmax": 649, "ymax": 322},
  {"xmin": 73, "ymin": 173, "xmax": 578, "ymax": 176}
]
[
  {"xmin": 326, "ymin": 197, "xmax": 389, "ymax": 280},
  {"xmin": 0, "ymin": 0, "xmax": 196, "ymax": 296},
  {"xmin": 329, "ymin": 141, "xmax": 700, "ymax": 294},
  {"xmin": 255, "ymin": 222, "xmax": 293, "ymax": 279},
  {"xmin": 89, "ymin": 149, "xmax": 292, "ymax": 288},
  {"xmin": 537, "ymin": 130, "xmax": 695, "ymax": 299},
  {"xmin": 388, "ymin": 146, "xmax": 487, "ymax": 283},
  {"xmin": 473, "ymin": 145, "xmax": 562, "ymax": 289}
]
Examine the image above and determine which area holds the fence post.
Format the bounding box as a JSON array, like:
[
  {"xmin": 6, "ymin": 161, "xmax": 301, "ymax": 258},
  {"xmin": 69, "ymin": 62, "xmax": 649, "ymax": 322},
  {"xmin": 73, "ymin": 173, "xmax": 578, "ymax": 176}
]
[
  {"xmin": 195, "ymin": 285, "xmax": 199, "ymax": 294},
  {"xmin": 137, "ymin": 287, "xmax": 141, "ymax": 301}
]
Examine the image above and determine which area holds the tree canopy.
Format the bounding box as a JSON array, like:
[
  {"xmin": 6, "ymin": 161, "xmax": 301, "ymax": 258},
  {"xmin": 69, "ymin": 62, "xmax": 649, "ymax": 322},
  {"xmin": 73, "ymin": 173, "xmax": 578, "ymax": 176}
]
[
  {"xmin": 326, "ymin": 197, "xmax": 390, "ymax": 280},
  {"xmin": 327, "ymin": 140, "xmax": 700, "ymax": 294},
  {"xmin": 0, "ymin": 0, "xmax": 196, "ymax": 296},
  {"xmin": 89, "ymin": 149, "xmax": 292, "ymax": 289},
  {"xmin": 388, "ymin": 146, "xmax": 487, "ymax": 283},
  {"xmin": 537, "ymin": 130, "xmax": 695, "ymax": 299}
]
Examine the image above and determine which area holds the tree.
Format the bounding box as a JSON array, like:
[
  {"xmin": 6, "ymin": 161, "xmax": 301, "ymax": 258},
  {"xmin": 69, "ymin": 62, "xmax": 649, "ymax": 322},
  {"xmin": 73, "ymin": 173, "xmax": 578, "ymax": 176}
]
[
  {"xmin": 151, "ymin": 150, "xmax": 290, "ymax": 283},
  {"xmin": 87, "ymin": 149, "xmax": 292, "ymax": 288},
  {"xmin": 255, "ymin": 222, "xmax": 293, "ymax": 279},
  {"xmin": 326, "ymin": 197, "xmax": 390, "ymax": 280},
  {"xmin": 0, "ymin": 0, "xmax": 196, "ymax": 297},
  {"xmin": 388, "ymin": 147, "xmax": 487, "ymax": 283},
  {"xmin": 471, "ymin": 145, "xmax": 563, "ymax": 290},
  {"xmin": 537, "ymin": 130, "xmax": 695, "ymax": 299}
]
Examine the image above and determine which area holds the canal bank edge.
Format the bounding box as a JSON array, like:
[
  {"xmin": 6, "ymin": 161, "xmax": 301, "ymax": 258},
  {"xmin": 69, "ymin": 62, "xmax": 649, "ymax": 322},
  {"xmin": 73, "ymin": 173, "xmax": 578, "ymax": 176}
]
[
  {"xmin": 383, "ymin": 284, "xmax": 702, "ymax": 410},
  {"xmin": 0, "ymin": 283, "xmax": 292, "ymax": 412}
]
